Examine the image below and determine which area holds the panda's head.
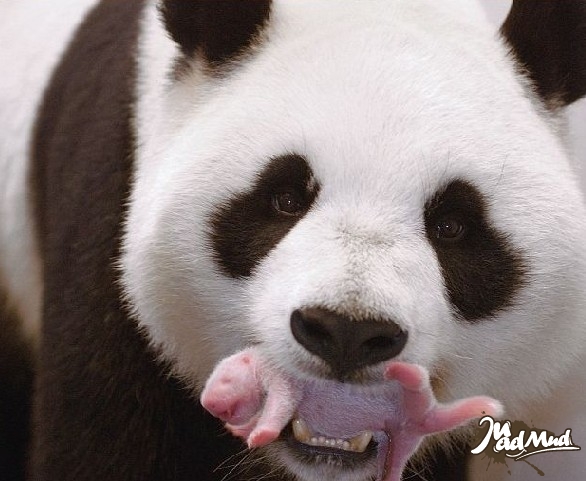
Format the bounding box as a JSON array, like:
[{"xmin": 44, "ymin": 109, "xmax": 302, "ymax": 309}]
[{"xmin": 122, "ymin": 0, "xmax": 586, "ymax": 479}]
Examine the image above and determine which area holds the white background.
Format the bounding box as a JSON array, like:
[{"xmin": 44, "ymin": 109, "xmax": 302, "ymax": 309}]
[{"xmin": 481, "ymin": 1, "xmax": 586, "ymax": 191}]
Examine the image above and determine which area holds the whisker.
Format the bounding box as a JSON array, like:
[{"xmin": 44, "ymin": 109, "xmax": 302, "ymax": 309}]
[
  {"xmin": 442, "ymin": 352, "xmax": 474, "ymax": 361},
  {"xmin": 214, "ymin": 447, "xmax": 251, "ymax": 471},
  {"xmin": 403, "ymin": 462, "xmax": 432, "ymax": 481},
  {"xmin": 216, "ymin": 449, "xmax": 257, "ymax": 481}
]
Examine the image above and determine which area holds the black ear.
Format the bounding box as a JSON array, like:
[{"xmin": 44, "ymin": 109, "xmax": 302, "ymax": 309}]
[
  {"xmin": 501, "ymin": 0, "xmax": 586, "ymax": 107},
  {"xmin": 160, "ymin": 0, "xmax": 272, "ymax": 64}
]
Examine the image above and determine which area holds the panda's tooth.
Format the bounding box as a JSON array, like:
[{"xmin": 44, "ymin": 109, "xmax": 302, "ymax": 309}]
[
  {"xmin": 292, "ymin": 418, "xmax": 312, "ymax": 443},
  {"xmin": 292, "ymin": 419, "xmax": 373, "ymax": 453},
  {"xmin": 349, "ymin": 431, "xmax": 373, "ymax": 453}
]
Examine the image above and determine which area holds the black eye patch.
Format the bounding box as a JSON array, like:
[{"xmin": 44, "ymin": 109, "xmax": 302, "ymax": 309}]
[
  {"xmin": 210, "ymin": 154, "xmax": 320, "ymax": 278},
  {"xmin": 424, "ymin": 180, "xmax": 526, "ymax": 322}
]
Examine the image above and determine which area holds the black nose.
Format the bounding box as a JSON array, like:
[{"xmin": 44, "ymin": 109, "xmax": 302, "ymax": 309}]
[{"xmin": 290, "ymin": 308, "xmax": 408, "ymax": 379}]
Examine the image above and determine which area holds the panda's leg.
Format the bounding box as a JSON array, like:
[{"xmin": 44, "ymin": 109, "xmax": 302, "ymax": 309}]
[{"xmin": 0, "ymin": 291, "xmax": 34, "ymax": 481}]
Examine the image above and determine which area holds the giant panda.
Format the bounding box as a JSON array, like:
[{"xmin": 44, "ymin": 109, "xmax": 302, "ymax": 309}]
[{"xmin": 0, "ymin": 0, "xmax": 585, "ymax": 480}]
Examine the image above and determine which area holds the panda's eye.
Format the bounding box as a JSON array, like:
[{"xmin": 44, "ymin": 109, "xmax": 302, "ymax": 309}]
[
  {"xmin": 435, "ymin": 215, "xmax": 466, "ymax": 242},
  {"xmin": 272, "ymin": 191, "xmax": 304, "ymax": 216}
]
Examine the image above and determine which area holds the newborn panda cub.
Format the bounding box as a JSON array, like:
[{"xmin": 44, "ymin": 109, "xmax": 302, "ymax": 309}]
[
  {"xmin": 201, "ymin": 348, "xmax": 502, "ymax": 481},
  {"xmin": 0, "ymin": 0, "xmax": 585, "ymax": 481}
]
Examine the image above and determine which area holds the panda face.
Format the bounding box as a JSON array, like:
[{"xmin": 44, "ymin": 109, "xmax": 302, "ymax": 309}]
[{"xmin": 121, "ymin": 1, "xmax": 586, "ymax": 479}]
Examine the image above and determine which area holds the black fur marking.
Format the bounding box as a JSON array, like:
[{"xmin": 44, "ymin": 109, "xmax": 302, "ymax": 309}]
[
  {"xmin": 30, "ymin": 1, "xmax": 280, "ymax": 479},
  {"xmin": 0, "ymin": 291, "xmax": 33, "ymax": 481},
  {"xmin": 211, "ymin": 154, "xmax": 320, "ymax": 278},
  {"xmin": 501, "ymin": 0, "xmax": 586, "ymax": 107},
  {"xmin": 425, "ymin": 180, "xmax": 526, "ymax": 322},
  {"xmin": 404, "ymin": 439, "xmax": 470, "ymax": 481},
  {"xmin": 160, "ymin": 0, "xmax": 272, "ymax": 63}
]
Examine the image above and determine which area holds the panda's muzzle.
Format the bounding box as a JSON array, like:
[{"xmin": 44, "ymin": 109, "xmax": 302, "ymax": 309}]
[{"xmin": 290, "ymin": 307, "xmax": 408, "ymax": 380}]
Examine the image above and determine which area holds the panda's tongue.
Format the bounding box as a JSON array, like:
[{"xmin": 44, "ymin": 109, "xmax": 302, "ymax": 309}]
[{"xmin": 200, "ymin": 349, "xmax": 502, "ymax": 481}]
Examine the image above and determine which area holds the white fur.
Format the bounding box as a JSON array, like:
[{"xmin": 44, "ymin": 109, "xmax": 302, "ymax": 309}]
[
  {"xmin": 121, "ymin": 1, "xmax": 586, "ymax": 480},
  {"xmin": 0, "ymin": 0, "xmax": 100, "ymax": 342}
]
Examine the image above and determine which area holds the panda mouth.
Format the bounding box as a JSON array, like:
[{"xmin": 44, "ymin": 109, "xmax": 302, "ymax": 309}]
[{"xmin": 201, "ymin": 349, "xmax": 503, "ymax": 481}]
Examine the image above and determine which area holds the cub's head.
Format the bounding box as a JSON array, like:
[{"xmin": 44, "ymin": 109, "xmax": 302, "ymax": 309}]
[{"xmin": 122, "ymin": 1, "xmax": 586, "ymax": 480}]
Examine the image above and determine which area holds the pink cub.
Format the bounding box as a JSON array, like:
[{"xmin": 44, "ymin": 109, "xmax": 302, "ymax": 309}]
[
  {"xmin": 200, "ymin": 349, "xmax": 300, "ymax": 448},
  {"xmin": 201, "ymin": 348, "xmax": 502, "ymax": 481}
]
